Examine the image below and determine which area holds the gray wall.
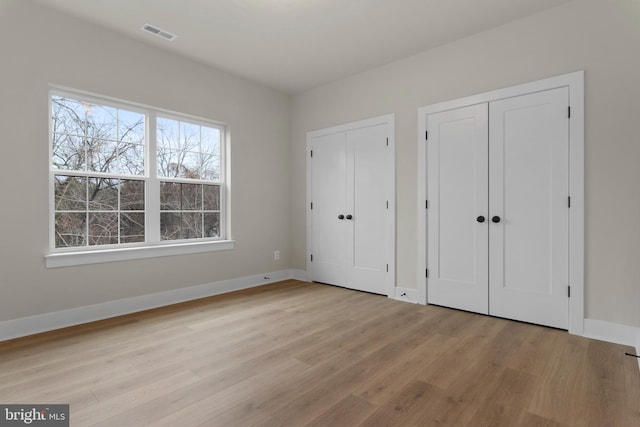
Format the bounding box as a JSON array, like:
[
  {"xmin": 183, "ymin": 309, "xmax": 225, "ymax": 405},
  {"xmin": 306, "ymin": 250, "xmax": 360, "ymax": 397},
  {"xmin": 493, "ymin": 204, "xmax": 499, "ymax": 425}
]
[
  {"xmin": 0, "ymin": 0, "xmax": 291, "ymax": 321},
  {"xmin": 291, "ymin": 0, "xmax": 640, "ymax": 328}
]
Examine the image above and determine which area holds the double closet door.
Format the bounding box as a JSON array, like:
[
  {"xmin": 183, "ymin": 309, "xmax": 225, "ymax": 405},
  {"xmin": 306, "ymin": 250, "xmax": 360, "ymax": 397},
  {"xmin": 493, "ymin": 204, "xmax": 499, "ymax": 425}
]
[
  {"xmin": 427, "ymin": 88, "xmax": 570, "ymax": 329},
  {"xmin": 307, "ymin": 116, "xmax": 394, "ymax": 296}
]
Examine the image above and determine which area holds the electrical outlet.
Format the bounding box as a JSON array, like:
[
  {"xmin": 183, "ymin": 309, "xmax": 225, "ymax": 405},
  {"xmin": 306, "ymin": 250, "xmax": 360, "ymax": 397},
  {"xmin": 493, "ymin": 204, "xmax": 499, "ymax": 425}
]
[{"xmin": 274, "ymin": 250, "xmax": 280, "ymax": 260}]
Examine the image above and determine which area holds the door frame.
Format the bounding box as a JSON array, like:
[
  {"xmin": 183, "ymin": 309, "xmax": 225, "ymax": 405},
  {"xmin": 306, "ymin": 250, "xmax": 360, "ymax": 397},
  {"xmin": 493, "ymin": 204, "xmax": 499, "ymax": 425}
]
[
  {"xmin": 307, "ymin": 114, "xmax": 396, "ymax": 297},
  {"xmin": 417, "ymin": 71, "xmax": 584, "ymax": 335}
]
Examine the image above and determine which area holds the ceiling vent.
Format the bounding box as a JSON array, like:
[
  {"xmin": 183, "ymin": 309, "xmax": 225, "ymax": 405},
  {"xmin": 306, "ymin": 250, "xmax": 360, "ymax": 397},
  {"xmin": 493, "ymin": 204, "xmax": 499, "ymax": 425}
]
[{"xmin": 141, "ymin": 24, "xmax": 177, "ymax": 41}]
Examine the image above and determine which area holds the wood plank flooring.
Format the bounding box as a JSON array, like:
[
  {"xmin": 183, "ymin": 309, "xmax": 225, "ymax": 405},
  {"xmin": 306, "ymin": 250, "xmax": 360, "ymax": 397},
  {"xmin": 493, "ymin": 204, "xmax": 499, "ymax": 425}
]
[{"xmin": 0, "ymin": 280, "xmax": 638, "ymax": 426}]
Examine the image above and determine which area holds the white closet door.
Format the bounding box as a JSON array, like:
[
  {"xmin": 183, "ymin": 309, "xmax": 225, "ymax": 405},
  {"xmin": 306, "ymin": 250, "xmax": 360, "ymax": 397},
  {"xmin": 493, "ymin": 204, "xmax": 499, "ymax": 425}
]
[
  {"xmin": 489, "ymin": 87, "xmax": 569, "ymax": 329},
  {"xmin": 427, "ymin": 104, "xmax": 489, "ymax": 314},
  {"xmin": 346, "ymin": 124, "xmax": 389, "ymax": 294},
  {"xmin": 310, "ymin": 132, "xmax": 347, "ymax": 286}
]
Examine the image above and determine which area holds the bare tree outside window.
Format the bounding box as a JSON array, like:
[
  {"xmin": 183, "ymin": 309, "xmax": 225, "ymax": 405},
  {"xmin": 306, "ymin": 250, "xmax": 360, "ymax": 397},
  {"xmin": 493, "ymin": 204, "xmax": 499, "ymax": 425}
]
[
  {"xmin": 50, "ymin": 92, "xmax": 225, "ymax": 250},
  {"xmin": 52, "ymin": 96, "xmax": 145, "ymax": 248},
  {"xmin": 157, "ymin": 117, "xmax": 221, "ymax": 241}
]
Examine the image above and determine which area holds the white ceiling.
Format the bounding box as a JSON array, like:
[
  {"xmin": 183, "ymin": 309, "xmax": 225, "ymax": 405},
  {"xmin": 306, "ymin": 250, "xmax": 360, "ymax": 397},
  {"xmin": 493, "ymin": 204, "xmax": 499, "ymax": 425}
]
[{"xmin": 33, "ymin": 0, "xmax": 573, "ymax": 94}]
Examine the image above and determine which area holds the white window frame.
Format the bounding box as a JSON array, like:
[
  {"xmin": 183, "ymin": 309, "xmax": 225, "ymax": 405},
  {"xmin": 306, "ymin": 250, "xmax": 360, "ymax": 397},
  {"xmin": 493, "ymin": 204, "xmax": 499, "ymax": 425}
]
[{"xmin": 46, "ymin": 88, "xmax": 233, "ymax": 268}]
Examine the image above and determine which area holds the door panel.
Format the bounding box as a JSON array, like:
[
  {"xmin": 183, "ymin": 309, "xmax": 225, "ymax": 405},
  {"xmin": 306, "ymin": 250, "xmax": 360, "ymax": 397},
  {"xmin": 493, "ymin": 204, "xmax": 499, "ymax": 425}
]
[
  {"xmin": 347, "ymin": 124, "xmax": 388, "ymax": 294},
  {"xmin": 489, "ymin": 87, "xmax": 569, "ymax": 329},
  {"xmin": 310, "ymin": 132, "xmax": 346, "ymax": 286},
  {"xmin": 427, "ymin": 104, "xmax": 489, "ymax": 314}
]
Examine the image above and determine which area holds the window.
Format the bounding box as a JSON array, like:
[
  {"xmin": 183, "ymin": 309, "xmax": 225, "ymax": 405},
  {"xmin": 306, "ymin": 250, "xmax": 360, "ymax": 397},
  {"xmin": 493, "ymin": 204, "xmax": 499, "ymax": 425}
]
[
  {"xmin": 49, "ymin": 90, "xmax": 228, "ymax": 264},
  {"xmin": 52, "ymin": 96, "xmax": 146, "ymax": 247},
  {"xmin": 157, "ymin": 118, "xmax": 222, "ymax": 241}
]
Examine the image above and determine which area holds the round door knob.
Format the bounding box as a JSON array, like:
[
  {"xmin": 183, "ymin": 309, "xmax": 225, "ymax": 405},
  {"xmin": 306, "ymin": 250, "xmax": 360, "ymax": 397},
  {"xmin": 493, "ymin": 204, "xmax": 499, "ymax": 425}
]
[
  {"xmin": 338, "ymin": 214, "xmax": 345, "ymax": 220},
  {"xmin": 346, "ymin": 214, "xmax": 353, "ymax": 220},
  {"xmin": 492, "ymin": 216, "xmax": 501, "ymax": 223},
  {"xmin": 476, "ymin": 216, "xmax": 485, "ymax": 223}
]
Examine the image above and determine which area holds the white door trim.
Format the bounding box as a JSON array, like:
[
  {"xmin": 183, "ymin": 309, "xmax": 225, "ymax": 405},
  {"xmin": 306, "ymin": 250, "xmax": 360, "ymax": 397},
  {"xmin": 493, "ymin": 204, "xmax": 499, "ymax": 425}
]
[
  {"xmin": 417, "ymin": 71, "xmax": 584, "ymax": 335},
  {"xmin": 307, "ymin": 114, "xmax": 396, "ymax": 297}
]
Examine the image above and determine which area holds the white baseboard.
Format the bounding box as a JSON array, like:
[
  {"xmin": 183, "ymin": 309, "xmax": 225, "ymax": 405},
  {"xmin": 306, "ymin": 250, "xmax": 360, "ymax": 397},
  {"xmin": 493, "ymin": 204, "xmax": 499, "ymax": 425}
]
[
  {"xmin": 583, "ymin": 318, "xmax": 639, "ymax": 348},
  {"xmin": 0, "ymin": 269, "xmax": 300, "ymax": 342},
  {"xmin": 290, "ymin": 269, "xmax": 309, "ymax": 282},
  {"xmin": 584, "ymin": 318, "xmax": 640, "ymax": 371},
  {"xmin": 390, "ymin": 287, "xmax": 419, "ymax": 304}
]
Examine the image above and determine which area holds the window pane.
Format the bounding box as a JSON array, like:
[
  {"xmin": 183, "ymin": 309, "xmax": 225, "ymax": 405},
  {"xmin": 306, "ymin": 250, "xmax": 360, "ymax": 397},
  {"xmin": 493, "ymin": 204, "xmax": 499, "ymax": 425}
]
[
  {"xmin": 201, "ymin": 154, "xmax": 220, "ymax": 181},
  {"xmin": 55, "ymin": 212, "xmax": 86, "ymax": 247},
  {"xmin": 157, "ymin": 147, "xmax": 180, "ymax": 178},
  {"xmin": 121, "ymin": 212, "xmax": 145, "ymax": 243},
  {"xmin": 160, "ymin": 182, "xmax": 181, "ymax": 210},
  {"xmin": 181, "ymin": 151, "xmax": 201, "ymax": 179},
  {"xmin": 118, "ymin": 109, "xmax": 145, "ymax": 144},
  {"xmin": 160, "ymin": 212, "xmax": 203, "ymax": 240},
  {"xmin": 88, "ymin": 178, "xmax": 119, "ymax": 211},
  {"xmin": 202, "ymin": 127, "xmax": 220, "ymax": 155},
  {"xmin": 181, "ymin": 212, "xmax": 202, "ymax": 239},
  {"xmin": 157, "ymin": 117, "xmax": 179, "ymax": 149},
  {"xmin": 157, "ymin": 118, "xmax": 223, "ymax": 180},
  {"xmin": 88, "ymin": 139, "xmax": 119, "ymax": 173},
  {"xmin": 51, "ymin": 96, "xmax": 86, "ymax": 137},
  {"xmin": 157, "ymin": 149, "xmax": 201, "ymax": 179},
  {"xmin": 55, "ymin": 175, "xmax": 86, "ymax": 211},
  {"xmin": 160, "ymin": 212, "xmax": 181, "ymax": 240},
  {"xmin": 181, "ymin": 183, "xmax": 202, "ymax": 210},
  {"xmin": 121, "ymin": 180, "xmax": 145, "ymax": 210},
  {"xmin": 86, "ymin": 104, "xmax": 117, "ymax": 141},
  {"xmin": 52, "ymin": 133, "xmax": 85, "ymax": 171},
  {"xmin": 203, "ymin": 185, "xmax": 220, "ymax": 210},
  {"xmin": 117, "ymin": 143, "xmax": 145, "ymax": 175},
  {"xmin": 204, "ymin": 213, "xmax": 220, "ymax": 238},
  {"xmin": 180, "ymin": 121, "xmax": 201, "ymax": 152},
  {"xmin": 88, "ymin": 212, "xmax": 118, "ymax": 245}
]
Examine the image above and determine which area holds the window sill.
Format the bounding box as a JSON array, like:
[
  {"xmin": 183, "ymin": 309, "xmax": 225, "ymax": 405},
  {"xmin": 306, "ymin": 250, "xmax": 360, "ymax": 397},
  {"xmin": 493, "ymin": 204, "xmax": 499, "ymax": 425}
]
[{"xmin": 45, "ymin": 240, "xmax": 235, "ymax": 268}]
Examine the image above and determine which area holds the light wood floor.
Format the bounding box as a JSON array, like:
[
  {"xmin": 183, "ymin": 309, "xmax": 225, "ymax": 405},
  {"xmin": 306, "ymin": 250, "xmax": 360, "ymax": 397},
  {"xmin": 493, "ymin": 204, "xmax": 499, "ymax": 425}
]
[{"xmin": 1, "ymin": 280, "xmax": 639, "ymax": 426}]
